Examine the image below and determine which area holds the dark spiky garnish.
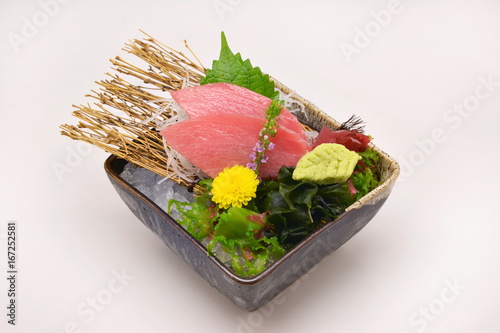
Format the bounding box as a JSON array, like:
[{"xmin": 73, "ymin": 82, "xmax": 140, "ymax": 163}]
[{"xmin": 338, "ymin": 114, "xmax": 366, "ymax": 134}]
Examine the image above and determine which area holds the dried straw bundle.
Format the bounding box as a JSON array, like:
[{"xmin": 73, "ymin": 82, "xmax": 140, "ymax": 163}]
[{"xmin": 60, "ymin": 32, "xmax": 206, "ymax": 187}]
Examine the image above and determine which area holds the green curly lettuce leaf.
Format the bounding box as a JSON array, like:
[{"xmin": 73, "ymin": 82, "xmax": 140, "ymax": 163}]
[
  {"xmin": 207, "ymin": 207, "xmax": 285, "ymax": 277},
  {"xmin": 170, "ymin": 198, "xmax": 285, "ymax": 277},
  {"xmin": 167, "ymin": 180, "xmax": 215, "ymax": 241},
  {"xmin": 358, "ymin": 147, "xmax": 379, "ymax": 167},
  {"xmin": 350, "ymin": 147, "xmax": 380, "ymax": 201},
  {"xmin": 168, "ymin": 191, "xmax": 215, "ymax": 241},
  {"xmin": 200, "ymin": 31, "xmax": 278, "ymax": 100}
]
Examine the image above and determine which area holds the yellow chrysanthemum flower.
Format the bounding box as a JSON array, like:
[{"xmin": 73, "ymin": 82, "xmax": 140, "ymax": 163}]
[{"xmin": 211, "ymin": 165, "xmax": 259, "ymax": 209}]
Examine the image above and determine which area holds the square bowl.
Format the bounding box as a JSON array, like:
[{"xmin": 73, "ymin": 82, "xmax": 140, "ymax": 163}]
[{"xmin": 104, "ymin": 79, "xmax": 400, "ymax": 311}]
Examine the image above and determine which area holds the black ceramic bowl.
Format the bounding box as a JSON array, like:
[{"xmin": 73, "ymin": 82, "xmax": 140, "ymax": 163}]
[{"xmin": 104, "ymin": 80, "xmax": 400, "ymax": 311}]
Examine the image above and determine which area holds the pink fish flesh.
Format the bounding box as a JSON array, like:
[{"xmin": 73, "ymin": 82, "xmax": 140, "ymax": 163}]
[
  {"xmin": 170, "ymin": 82, "xmax": 306, "ymax": 139},
  {"xmin": 160, "ymin": 114, "xmax": 310, "ymax": 179}
]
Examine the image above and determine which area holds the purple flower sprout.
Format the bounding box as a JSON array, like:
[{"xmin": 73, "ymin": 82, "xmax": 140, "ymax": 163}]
[{"xmin": 247, "ymin": 162, "xmax": 257, "ymax": 170}]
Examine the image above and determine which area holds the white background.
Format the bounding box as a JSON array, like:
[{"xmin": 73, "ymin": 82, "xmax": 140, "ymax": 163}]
[{"xmin": 1, "ymin": 0, "xmax": 499, "ymax": 332}]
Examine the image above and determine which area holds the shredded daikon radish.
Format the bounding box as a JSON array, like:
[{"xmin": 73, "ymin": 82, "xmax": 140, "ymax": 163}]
[
  {"xmin": 142, "ymin": 92, "xmax": 204, "ymax": 184},
  {"xmin": 305, "ymin": 130, "xmax": 319, "ymax": 145},
  {"xmin": 161, "ymin": 137, "xmax": 199, "ymax": 184},
  {"xmin": 154, "ymin": 100, "xmax": 190, "ymax": 131},
  {"xmin": 177, "ymin": 154, "xmax": 208, "ymax": 179},
  {"xmin": 280, "ymin": 90, "xmax": 307, "ymax": 121},
  {"xmin": 141, "ymin": 98, "xmax": 174, "ymax": 125}
]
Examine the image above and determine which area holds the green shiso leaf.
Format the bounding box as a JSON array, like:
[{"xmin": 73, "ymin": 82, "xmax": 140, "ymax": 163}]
[{"xmin": 200, "ymin": 32, "xmax": 278, "ymax": 100}]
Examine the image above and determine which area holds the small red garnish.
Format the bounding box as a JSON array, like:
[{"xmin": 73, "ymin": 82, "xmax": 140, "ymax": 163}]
[
  {"xmin": 352, "ymin": 160, "xmax": 367, "ymax": 175},
  {"xmin": 244, "ymin": 248, "xmax": 254, "ymax": 260},
  {"xmin": 347, "ymin": 179, "xmax": 359, "ymax": 198},
  {"xmin": 247, "ymin": 211, "xmax": 269, "ymax": 226},
  {"xmin": 208, "ymin": 203, "xmax": 218, "ymax": 219}
]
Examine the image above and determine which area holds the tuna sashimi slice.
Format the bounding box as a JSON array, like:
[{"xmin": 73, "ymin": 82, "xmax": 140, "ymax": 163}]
[
  {"xmin": 160, "ymin": 114, "xmax": 310, "ymax": 179},
  {"xmin": 170, "ymin": 82, "xmax": 306, "ymax": 139},
  {"xmin": 313, "ymin": 127, "xmax": 371, "ymax": 152}
]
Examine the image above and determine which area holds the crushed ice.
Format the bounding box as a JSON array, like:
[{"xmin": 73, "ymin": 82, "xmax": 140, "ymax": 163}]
[
  {"xmin": 120, "ymin": 163, "xmax": 195, "ymax": 221},
  {"xmin": 120, "ymin": 163, "xmax": 237, "ymax": 268}
]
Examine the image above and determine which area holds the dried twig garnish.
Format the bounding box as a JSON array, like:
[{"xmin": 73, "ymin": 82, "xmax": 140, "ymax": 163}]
[{"xmin": 60, "ymin": 33, "xmax": 205, "ymax": 187}]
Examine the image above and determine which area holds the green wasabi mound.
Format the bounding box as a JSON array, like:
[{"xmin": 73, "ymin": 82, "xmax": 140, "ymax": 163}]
[{"xmin": 292, "ymin": 143, "xmax": 361, "ymax": 185}]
